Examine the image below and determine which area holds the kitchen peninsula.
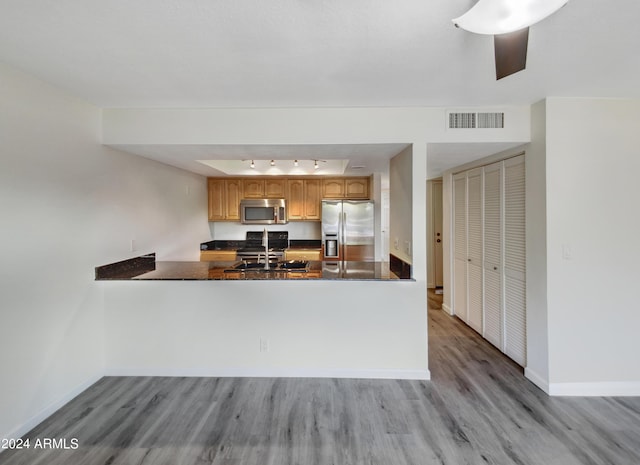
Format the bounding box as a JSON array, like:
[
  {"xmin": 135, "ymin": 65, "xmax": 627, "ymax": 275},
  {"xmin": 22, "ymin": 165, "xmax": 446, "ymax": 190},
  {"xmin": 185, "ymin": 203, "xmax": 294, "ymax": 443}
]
[{"xmin": 95, "ymin": 254, "xmax": 406, "ymax": 281}]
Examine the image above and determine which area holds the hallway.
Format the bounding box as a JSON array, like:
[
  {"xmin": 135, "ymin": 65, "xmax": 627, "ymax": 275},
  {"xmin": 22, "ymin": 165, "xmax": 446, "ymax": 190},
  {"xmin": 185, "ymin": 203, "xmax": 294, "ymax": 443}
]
[{"xmin": 427, "ymin": 289, "xmax": 640, "ymax": 464}]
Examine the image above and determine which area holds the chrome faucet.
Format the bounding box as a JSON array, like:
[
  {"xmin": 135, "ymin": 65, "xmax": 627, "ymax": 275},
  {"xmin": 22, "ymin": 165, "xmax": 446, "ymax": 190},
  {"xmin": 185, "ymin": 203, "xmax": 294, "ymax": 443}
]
[{"xmin": 262, "ymin": 229, "xmax": 270, "ymax": 270}]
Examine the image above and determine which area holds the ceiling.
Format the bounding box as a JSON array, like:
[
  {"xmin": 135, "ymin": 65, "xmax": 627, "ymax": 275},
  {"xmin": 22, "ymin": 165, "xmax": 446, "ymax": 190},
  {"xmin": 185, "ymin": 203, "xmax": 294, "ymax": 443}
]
[
  {"xmin": 1, "ymin": 0, "xmax": 638, "ymax": 176},
  {"xmin": 110, "ymin": 144, "xmax": 409, "ymax": 177}
]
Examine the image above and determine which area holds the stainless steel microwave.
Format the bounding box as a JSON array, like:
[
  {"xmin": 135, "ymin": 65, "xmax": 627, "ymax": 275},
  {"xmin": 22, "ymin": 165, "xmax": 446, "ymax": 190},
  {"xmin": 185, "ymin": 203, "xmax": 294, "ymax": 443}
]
[{"xmin": 240, "ymin": 199, "xmax": 288, "ymax": 224}]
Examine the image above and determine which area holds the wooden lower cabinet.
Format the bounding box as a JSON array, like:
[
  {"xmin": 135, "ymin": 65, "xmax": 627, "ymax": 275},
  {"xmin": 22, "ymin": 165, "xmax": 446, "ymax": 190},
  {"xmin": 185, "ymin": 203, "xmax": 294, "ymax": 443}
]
[
  {"xmin": 200, "ymin": 250, "xmax": 237, "ymax": 262},
  {"xmin": 284, "ymin": 248, "xmax": 322, "ymax": 261}
]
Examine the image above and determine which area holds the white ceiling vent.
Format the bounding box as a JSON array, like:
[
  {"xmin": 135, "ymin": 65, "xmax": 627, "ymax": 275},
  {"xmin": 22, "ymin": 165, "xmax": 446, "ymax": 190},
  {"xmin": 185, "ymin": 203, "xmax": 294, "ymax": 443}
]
[{"xmin": 448, "ymin": 112, "xmax": 505, "ymax": 129}]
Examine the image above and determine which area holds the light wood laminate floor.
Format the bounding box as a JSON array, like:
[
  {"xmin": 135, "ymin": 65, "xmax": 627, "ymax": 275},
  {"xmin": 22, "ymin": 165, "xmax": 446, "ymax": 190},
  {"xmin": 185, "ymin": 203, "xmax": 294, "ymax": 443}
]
[{"xmin": 2, "ymin": 292, "xmax": 639, "ymax": 465}]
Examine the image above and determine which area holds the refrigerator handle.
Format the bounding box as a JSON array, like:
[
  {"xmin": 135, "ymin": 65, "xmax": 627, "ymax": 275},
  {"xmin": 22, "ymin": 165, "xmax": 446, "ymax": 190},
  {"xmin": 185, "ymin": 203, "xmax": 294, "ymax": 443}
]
[{"xmin": 342, "ymin": 212, "xmax": 347, "ymax": 259}]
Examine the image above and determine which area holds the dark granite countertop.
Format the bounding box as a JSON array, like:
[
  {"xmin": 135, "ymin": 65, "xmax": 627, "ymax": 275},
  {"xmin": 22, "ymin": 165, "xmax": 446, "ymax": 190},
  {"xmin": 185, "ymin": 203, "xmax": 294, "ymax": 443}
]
[
  {"xmin": 97, "ymin": 258, "xmax": 405, "ymax": 281},
  {"xmin": 200, "ymin": 239, "xmax": 322, "ymax": 251}
]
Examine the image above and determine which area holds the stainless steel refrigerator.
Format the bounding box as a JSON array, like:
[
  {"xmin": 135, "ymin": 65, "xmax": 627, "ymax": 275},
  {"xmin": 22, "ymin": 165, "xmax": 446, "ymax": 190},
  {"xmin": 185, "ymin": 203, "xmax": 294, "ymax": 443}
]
[{"xmin": 322, "ymin": 200, "xmax": 375, "ymax": 261}]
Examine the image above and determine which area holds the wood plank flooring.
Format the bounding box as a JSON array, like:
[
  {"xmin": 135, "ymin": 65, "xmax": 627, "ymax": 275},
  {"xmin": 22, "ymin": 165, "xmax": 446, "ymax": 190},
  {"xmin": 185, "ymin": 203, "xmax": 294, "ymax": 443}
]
[{"xmin": 2, "ymin": 292, "xmax": 639, "ymax": 464}]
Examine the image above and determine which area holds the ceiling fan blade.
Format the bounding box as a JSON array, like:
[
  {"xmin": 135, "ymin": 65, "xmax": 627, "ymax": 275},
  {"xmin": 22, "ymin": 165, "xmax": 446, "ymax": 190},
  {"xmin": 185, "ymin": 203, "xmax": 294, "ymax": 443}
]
[{"xmin": 494, "ymin": 27, "xmax": 529, "ymax": 80}]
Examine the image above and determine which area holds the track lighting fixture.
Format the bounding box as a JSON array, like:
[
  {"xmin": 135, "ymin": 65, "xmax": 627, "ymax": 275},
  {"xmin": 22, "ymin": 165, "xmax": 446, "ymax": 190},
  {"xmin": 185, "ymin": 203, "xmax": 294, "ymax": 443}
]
[
  {"xmin": 270, "ymin": 160, "xmax": 275, "ymax": 166},
  {"xmin": 294, "ymin": 160, "xmax": 298, "ymax": 166},
  {"xmin": 314, "ymin": 160, "xmax": 319, "ymax": 170},
  {"xmin": 250, "ymin": 160, "xmax": 255, "ymax": 168}
]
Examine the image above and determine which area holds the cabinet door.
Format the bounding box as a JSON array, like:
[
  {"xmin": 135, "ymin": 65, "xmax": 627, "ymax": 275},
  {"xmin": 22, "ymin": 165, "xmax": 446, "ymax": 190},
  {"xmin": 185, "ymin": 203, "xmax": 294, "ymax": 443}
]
[
  {"xmin": 483, "ymin": 162, "xmax": 503, "ymax": 349},
  {"xmin": 466, "ymin": 168, "xmax": 483, "ymax": 334},
  {"xmin": 284, "ymin": 249, "xmax": 322, "ymax": 261},
  {"xmin": 225, "ymin": 179, "xmax": 242, "ymax": 220},
  {"xmin": 208, "ymin": 179, "xmax": 225, "ymax": 221},
  {"xmin": 265, "ymin": 178, "xmax": 286, "ymax": 198},
  {"xmin": 345, "ymin": 178, "xmax": 369, "ymax": 199},
  {"xmin": 453, "ymin": 172, "xmax": 468, "ymax": 323},
  {"xmin": 287, "ymin": 179, "xmax": 304, "ymax": 220},
  {"xmin": 503, "ymin": 155, "xmax": 526, "ymax": 367},
  {"xmin": 243, "ymin": 179, "xmax": 265, "ymax": 198},
  {"xmin": 304, "ymin": 179, "xmax": 321, "ymax": 220},
  {"xmin": 322, "ymin": 179, "xmax": 345, "ymax": 198}
]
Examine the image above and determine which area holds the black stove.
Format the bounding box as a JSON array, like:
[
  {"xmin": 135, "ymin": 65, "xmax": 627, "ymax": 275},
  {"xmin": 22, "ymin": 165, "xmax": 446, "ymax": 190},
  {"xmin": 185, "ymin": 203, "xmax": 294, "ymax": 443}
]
[{"xmin": 236, "ymin": 231, "xmax": 289, "ymax": 262}]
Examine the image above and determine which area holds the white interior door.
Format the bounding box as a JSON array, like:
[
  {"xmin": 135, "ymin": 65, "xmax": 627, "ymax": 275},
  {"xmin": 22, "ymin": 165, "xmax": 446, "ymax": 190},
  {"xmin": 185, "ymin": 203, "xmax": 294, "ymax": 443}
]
[
  {"xmin": 453, "ymin": 172, "xmax": 467, "ymax": 322},
  {"xmin": 483, "ymin": 162, "xmax": 503, "ymax": 349},
  {"xmin": 503, "ymin": 155, "xmax": 526, "ymax": 366},
  {"xmin": 433, "ymin": 182, "xmax": 444, "ymax": 287},
  {"xmin": 466, "ymin": 168, "xmax": 483, "ymax": 333}
]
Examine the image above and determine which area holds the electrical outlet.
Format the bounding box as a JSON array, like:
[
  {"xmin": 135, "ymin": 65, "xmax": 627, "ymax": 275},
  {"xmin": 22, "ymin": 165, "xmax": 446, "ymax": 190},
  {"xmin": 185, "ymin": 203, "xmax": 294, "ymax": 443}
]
[
  {"xmin": 259, "ymin": 338, "xmax": 269, "ymax": 353},
  {"xmin": 404, "ymin": 241, "xmax": 411, "ymax": 255},
  {"xmin": 562, "ymin": 244, "xmax": 572, "ymax": 260},
  {"xmin": 394, "ymin": 237, "xmax": 399, "ymax": 250},
  {"xmin": 130, "ymin": 239, "xmax": 137, "ymax": 252}
]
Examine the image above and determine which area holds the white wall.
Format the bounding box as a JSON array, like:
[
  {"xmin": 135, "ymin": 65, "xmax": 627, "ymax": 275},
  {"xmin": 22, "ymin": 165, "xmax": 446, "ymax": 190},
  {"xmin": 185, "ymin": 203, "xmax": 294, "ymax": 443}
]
[
  {"xmin": 440, "ymin": 98, "xmax": 640, "ymax": 396},
  {"xmin": 524, "ymin": 100, "xmax": 550, "ymax": 392},
  {"xmin": 210, "ymin": 221, "xmax": 321, "ymax": 240},
  {"xmin": 545, "ymin": 98, "xmax": 640, "ymax": 395},
  {"xmin": 0, "ymin": 62, "xmax": 210, "ymax": 440},
  {"xmin": 103, "ymin": 280, "xmax": 429, "ymax": 380},
  {"xmin": 389, "ymin": 146, "xmax": 413, "ymax": 264}
]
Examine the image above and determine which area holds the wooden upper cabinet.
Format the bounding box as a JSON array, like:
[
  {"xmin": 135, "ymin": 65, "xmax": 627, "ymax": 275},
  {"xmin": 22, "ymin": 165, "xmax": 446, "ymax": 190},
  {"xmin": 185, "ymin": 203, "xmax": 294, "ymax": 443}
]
[
  {"xmin": 345, "ymin": 177, "xmax": 369, "ymax": 199},
  {"xmin": 209, "ymin": 176, "xmax": 369, "ymax": 221},
  {"xmin": 322, "ymin": 177, "xmax": 370, "ymax": 199},
  {"xmin": 304, "ymin": 179, "xmax": 321, "ymax": 219},
  {"xmin": 242, "ymin": 178, "xmax": 286, "ymax": 198},
  {"xmin": 322, "ymin": 178, "xmax": 345, "ymax": 198},
  {"xmin": 208, "ymin": 179, "xmax": 225, "ymax": 221},
  {"xmin": 242, "ymin": 179, "xmax": 265, "ymax": 198},
  {"xmin": 225, "ymin": 178, "xmax": 242, "ymax": 220},
  {"xmin": 208, "ymin": 178, "xmax": 242, "ymax": 221},
  {"xmin": 287, "ymin": 179, "xmax": 304, "ymax": 220},
  {"xmin": 287, "ymin": 179, "xmax": 321, "ymax": 221},
  {"xmin": 265, "ymin": 178, "xmax": 286, "ymax": 198}
]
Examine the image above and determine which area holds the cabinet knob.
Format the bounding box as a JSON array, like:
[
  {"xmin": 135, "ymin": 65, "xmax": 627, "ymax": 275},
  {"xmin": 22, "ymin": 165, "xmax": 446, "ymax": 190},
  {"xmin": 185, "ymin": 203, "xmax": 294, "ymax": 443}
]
[
  {"xmin": 468, "ymin": 259, "xmax": 471, "ymax": 262},
  {"xmin": 493, "ymin": 266, "xmax": 498, "ymax": 271}
]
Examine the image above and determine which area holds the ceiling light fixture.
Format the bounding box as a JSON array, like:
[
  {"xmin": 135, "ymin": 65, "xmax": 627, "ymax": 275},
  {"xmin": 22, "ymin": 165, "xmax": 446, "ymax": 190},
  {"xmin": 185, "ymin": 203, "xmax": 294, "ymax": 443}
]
[
  {"xmin": 250, "ymin": 160, "xmax": 255, "ymax": 169},
  {"xmin": 270, "ymin": 160, "xmax": 275, "ymax": 166},
  {"xmin": 294, "ymin": 160, "xmax": 298, "ymax": 166},
  {"xmin": 452, "ymin": 0, "xmax": 569, "ymax": 35},
  {"xmin": 314, "ymin": 160, "xmax": 319, "ymax": 170},
  {"xmin": 452, "ymin": 0, "xmax": 569, "ymax": 80}
]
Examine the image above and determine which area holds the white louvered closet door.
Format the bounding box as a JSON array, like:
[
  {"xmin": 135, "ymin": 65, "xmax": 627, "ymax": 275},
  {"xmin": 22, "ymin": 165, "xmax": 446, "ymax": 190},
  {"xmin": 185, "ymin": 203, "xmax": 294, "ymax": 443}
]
[
  {"xmin": 453, "ymin": 172, "xmax": 468, "ymax": 323},
  {"xmin": 482, "ymin": 162, "xmax": 503, "ymax": 349},
  {"xmin": 466, "ymin": 169, "xmax": 483, "ymax": 333},
  {"xmin": 503, "ymin": 155, "xmax": 526, "ymax": 366}
]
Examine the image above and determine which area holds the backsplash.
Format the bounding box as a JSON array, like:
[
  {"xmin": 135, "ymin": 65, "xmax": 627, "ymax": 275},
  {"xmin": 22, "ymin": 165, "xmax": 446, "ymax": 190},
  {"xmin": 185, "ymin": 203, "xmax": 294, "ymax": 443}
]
[{"xmin": 209, "ymin": 221, "xmax": 321, "ymax": 240}]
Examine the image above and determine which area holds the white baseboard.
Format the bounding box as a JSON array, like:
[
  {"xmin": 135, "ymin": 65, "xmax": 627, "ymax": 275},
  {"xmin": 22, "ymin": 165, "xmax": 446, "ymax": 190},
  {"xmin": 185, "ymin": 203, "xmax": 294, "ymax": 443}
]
[
  {"xmin": 2, "ymin": 374, "xmax": 103, "ymax": 445},
  {"xmin": 524, "ymin": 367, "xmax": 549, "ymax": 394},
  {"xmin": 442, "ymin": 303, "xmax": 453, "ymax": 315},
  {"xmin": 548, "ymin": 380, "xmax": 640, "ymax": 397},
  {"xmin": 105, "ymin": 367, "xmax": 431, "ymax": 381}
]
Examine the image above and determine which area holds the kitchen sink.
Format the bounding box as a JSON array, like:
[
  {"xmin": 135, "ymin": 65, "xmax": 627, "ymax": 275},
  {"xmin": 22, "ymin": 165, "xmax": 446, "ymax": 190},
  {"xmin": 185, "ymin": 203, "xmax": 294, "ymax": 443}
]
[{"xmin": 224, "ymin": 260, "xmax": 308, "ymax": 272}]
